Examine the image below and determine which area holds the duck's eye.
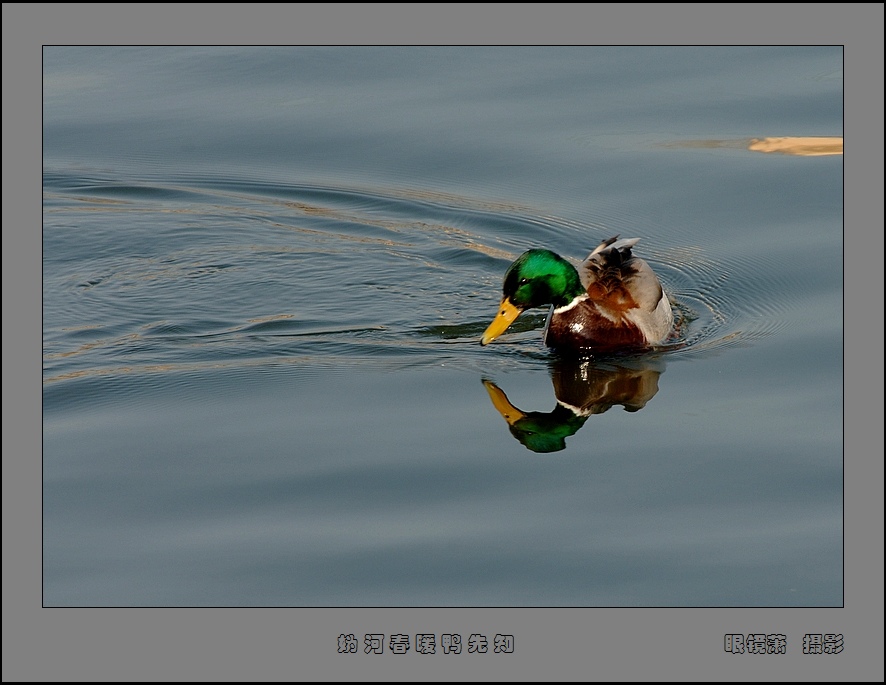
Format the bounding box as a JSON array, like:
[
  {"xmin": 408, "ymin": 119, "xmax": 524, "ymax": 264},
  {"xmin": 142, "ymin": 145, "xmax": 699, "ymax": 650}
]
[{"xmin": 519, "ymin": 278, "xmax": 530, "ymax": 285}]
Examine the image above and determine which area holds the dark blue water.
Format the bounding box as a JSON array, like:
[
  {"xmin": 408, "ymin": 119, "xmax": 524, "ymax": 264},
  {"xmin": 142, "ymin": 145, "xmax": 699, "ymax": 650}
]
[{"xmin": 43, "ymin": 46, "xmax": 843, "ymax": 606}]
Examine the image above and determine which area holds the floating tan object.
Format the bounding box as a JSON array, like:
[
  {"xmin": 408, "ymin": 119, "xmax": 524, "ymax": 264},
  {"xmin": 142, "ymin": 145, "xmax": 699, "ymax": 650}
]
[{"xmin": 747, "ymin": 137, "xmax": 843, "ymax": 156}]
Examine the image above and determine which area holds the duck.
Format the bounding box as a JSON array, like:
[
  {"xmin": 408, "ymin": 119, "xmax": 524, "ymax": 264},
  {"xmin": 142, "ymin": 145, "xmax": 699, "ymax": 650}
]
[{"xmin": 480, "ymin": 236, "xmax": 674, "ymax": 353}]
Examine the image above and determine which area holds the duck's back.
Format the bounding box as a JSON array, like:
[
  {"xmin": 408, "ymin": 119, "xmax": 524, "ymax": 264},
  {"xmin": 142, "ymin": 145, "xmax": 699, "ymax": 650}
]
[{"xmin": 552, "ymin": 236, "xmax": 674, "ymax": 348}]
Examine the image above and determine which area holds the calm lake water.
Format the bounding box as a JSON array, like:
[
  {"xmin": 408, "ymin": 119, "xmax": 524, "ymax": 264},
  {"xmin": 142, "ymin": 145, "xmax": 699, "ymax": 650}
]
[{"xmin": 43, "ymin": 46, "xmax": 843, "ymax": 607}]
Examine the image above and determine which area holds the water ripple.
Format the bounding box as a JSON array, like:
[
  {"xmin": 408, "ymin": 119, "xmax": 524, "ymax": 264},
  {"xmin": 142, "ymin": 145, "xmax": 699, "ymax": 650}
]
[{"xmin": 44, "ymin": 170, "xmax": 798, "ymax": 390}]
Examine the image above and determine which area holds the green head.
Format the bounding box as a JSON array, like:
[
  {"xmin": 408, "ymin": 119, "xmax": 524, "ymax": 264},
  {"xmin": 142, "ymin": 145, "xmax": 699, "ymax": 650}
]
[
  {"xmin": 481, "ymin": 249, "xmax": 584, "ymax": 345},
  {"xmin": 502, "ymin": 249, "xmax": 584, "ymax": 309}
]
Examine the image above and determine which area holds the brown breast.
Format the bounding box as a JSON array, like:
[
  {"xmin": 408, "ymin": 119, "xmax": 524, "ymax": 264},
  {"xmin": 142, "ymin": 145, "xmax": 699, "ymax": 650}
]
[{"xmin": 544, "ymin": 299, "xmax": 648, "ymax": 352}]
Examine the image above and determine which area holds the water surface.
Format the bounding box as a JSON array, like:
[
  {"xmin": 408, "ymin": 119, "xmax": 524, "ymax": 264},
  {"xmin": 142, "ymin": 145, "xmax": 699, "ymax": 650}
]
[{"xmin": 43, "ymin": 46, "xmax": 843, "ymax": 607}]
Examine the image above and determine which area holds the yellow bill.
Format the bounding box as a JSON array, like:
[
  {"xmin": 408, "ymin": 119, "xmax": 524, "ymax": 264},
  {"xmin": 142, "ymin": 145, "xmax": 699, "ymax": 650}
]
[{"xmin": 480, "ymin": 298, "xmax": 522, "ymax": 345}]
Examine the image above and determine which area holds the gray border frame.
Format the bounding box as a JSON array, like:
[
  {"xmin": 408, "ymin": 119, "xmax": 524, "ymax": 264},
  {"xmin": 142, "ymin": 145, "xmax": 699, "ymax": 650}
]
[{"xmin": 9, "ymin": 3, "xmax": 883, "ymax": 681}]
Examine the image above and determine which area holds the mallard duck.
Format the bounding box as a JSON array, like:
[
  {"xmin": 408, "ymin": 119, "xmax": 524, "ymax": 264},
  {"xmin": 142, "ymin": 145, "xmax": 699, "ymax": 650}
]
[{"xmin": 481, "ymin": 236, "xmax": 674, "ymax": 353}]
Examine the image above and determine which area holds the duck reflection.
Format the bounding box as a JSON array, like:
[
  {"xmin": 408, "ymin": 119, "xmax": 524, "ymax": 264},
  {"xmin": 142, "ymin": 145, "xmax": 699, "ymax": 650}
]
[{"xmin": 482, "ymin": 357, "xmax": 665, "ymax": 453}]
